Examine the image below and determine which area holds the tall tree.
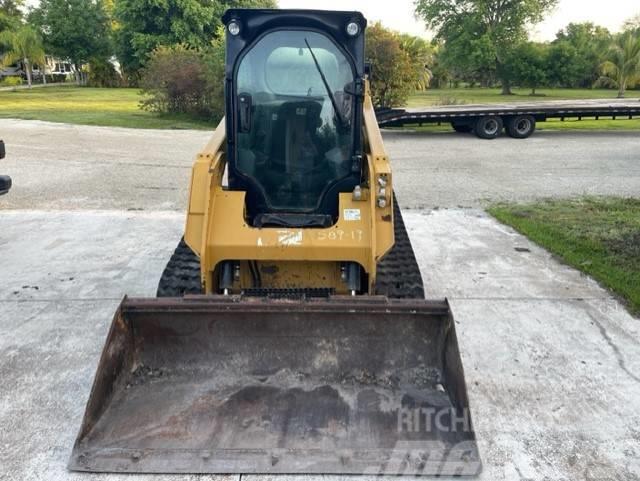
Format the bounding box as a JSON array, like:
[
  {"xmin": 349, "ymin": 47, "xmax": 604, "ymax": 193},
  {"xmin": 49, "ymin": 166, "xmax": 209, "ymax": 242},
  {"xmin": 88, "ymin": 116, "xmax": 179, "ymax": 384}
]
[
  {"xmin": 506, "ymin": 41, "xmax": 548, "ymax": 94},
  {"xmin": 437, "ymin": 24, "xmax": 498, "ymax": 87},
  {"xmin": 598, "ymin": 31, "xmax": 640, "ymax": 98},
  {"xmin": 0, "ymin": 0, "xmax": 23, "ymax": 33},
  {"xmin": 398, "ymin": 33, "xmax": 434, "ymax": 91},
  {"xmin": 427, "ymin": 41, "xmax": 453, "ymax": 88},
  {"xmin": 113, "ymin": 0, "xmax": 276, "ymax": 80},
  {"xmin": 414, "ymin": 0, "xmax": 557, "ymax": 94},
  {"xmin": 547, "ymin": 22, "xmax": 610, "ymax": 88},
  {"xmin": 0, "ymin": 25, "xmax": 45, "ymax": 87},
  {"xmin": 29, "ymin": 0, "xmax": 112, "ymax": 84}
]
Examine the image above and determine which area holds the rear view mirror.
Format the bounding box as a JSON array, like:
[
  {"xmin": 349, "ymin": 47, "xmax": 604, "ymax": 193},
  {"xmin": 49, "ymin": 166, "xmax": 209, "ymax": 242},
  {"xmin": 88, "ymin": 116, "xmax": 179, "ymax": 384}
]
[{"xmin": 238, "ymin": 93, "xmax": 252, "ymax": 133}]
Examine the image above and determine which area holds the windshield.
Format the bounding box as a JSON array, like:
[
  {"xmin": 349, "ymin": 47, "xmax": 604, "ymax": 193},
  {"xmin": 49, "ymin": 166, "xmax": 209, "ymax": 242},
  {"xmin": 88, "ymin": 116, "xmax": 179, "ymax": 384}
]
[{"xmin": 236, "ymin": 30, "xmax": 355, "ymax": 211}]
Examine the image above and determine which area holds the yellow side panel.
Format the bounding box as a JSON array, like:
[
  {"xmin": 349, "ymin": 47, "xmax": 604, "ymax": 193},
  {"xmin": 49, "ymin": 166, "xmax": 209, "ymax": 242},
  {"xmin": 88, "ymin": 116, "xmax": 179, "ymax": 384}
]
[
  {"xmin": 184, "ymin": 118, "xmax": 226, "ymax": 257},
  {"xmin": 184, "ymin": 162, "xmax": 209, "ymax": 254}
]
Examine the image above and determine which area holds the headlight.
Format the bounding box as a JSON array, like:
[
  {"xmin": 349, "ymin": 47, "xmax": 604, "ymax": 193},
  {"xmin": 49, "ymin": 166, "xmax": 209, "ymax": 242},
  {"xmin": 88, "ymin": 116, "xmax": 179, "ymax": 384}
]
[
  {"xmin": 228, "ymin": 21, "xmax": 241, "ymax": 36},
  {"xmin": 346, "ymin": 22, "xmax": 360, "ymax": 36}
]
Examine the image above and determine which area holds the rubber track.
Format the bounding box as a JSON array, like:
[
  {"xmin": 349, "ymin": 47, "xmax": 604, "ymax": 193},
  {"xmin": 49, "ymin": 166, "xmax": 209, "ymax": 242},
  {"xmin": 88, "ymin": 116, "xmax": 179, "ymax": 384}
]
[
  {"xmin": 374, "ymin": 196, "xmax": 425, "ymax": 299},
  {"xmin": 156, "ymin": 238, "xmax": 202, "ymax": 297},
  {"xmin": 156, "ymin": 195, "xmax": 425, "ymax": 299}
]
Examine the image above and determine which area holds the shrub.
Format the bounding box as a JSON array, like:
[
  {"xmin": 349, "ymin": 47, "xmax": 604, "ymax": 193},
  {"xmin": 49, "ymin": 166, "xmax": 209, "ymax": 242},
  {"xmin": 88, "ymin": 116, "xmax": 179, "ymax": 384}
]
[
  {"xmin": 140, "ymin": 44, "xmax": 211, "ymax": 117},
  {"xmin": 139, "ymin": 40, "xmax": 226, "ymax": 121},
  {"xmin": 434, "ymin": 95, "xmax": 466, "ymax": 106},
  {"xmin": 0, "ymin": 76, "xmax": 22, "ymax": 87},
  {"xmin": 200, "ymin": 34, "xmax": 225, "ymax": 121},
  {"xmin": 365, "ymin": 23, "xmax": 417, "ymax": 108},
  {"xmin": 45, "ymin": 74, "xmax": 69, "ymax": 83},
  {"xmin": 87, "ymin": 58, "xmax": 123, "ymax": 87}
]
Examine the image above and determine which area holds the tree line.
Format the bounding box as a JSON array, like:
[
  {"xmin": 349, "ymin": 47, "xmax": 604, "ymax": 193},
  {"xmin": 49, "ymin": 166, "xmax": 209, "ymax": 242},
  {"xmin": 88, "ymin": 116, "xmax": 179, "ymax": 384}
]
[
  {"xmin": 0, "ymin": 1, "xmax": 274, "ymax": 90},
  {"xmin": 428, "ymin": 20, "xmax": 640, "ymax": 99},
  {"xmin": 1, "ymin": 0, "xmax": 639, "ymax": 114},
  {"xmin": 415, "ymin": 0, "xmax": 640, "ymax": 100}
]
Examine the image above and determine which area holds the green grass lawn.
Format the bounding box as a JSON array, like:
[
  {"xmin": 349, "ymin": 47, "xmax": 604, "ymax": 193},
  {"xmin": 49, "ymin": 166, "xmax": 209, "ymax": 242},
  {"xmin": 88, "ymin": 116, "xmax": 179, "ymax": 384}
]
[
  {"xmin": 489, "ymin": 198, "xmax": 640, "ymax": 314},
  {"xmin": 1, "ymin": 85, "xmax": 638, "ymax": 131},
  {"xmin": 0, "ymin": 86, "xmax": 214, "ymax": 129}
]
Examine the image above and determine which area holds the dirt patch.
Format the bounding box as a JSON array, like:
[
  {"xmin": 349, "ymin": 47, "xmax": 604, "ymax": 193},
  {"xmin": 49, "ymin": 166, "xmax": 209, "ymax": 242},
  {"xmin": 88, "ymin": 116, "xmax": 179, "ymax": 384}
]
[
  {"xmin": 510, "ymin": 209, "xmax": 534, "ymax": 219},
  {"xmin": 335, "ymin": 369, "xmax": 400, "ymax": 390},
  {"xmin": 606, "ymin": 230, "xmax": 640, "ymax": 258}
]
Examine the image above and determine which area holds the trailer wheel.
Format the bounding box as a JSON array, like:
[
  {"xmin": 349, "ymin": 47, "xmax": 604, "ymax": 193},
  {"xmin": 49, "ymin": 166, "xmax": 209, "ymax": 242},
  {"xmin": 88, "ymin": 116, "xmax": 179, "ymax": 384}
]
[
  {"xmin": 506, "ymin": 115, "xmax": 536, "ymax": 139},
  {"xmin": 474, "ymin": 115, "xmax": 503, "ymax": 139},
  {"xmin": 451, "ymin": 122, "xmax": 473, "ymax": 133}
]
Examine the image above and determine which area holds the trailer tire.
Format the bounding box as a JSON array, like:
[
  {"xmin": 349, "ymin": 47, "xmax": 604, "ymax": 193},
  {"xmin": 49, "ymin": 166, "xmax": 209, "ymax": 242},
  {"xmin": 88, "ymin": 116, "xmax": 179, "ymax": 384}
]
[
  {"xmin": 505, "ymin": 115, "xmax": 536, "ymax": 139},
  {"xmin": 474, "ymin": 115, "xmax": 503, "ymax": 139},
  {"xmin": 451, "ymin": 122, "xmax": 473, "ymax": 133}
]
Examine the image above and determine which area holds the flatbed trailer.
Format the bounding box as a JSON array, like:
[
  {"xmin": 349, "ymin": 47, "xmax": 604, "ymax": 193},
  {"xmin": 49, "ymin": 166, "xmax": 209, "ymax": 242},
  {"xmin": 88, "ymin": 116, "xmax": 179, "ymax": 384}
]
[{"xmin": 376, "ymin": 98, "xmax": 640, "ymax": 139}]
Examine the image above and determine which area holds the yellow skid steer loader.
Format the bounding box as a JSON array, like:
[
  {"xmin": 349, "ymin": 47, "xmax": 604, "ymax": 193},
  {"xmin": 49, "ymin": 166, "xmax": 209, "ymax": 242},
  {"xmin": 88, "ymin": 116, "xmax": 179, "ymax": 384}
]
[{"xmin": 69, "ymin": 9, "xmax": 480, "ymax": 476}]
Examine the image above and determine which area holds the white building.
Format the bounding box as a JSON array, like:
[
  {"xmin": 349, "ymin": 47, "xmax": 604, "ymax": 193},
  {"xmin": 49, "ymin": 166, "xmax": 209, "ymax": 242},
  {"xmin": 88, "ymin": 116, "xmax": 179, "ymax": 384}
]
[{"xmin": 0, "ymin": 55, "xmax": 76, "ymax": 81}]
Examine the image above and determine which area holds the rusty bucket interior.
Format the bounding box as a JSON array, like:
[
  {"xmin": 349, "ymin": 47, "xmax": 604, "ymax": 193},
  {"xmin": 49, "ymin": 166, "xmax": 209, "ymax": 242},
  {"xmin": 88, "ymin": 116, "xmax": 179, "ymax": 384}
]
[{"xmin": 69, "ymin": 296, "xmax": 481, "ymax": 475}]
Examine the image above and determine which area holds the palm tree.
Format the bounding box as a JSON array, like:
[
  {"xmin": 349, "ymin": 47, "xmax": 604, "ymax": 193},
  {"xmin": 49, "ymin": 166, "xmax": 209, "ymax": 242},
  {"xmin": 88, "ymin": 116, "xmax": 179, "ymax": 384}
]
[
  {"xmin": 398, "ymin": 34, "xmax": 435, "ymax": 91},
  {"xmin": 598, "ymin": 31, "xmax": 640, "ymax": 98},
  {"xmin": 0, "ymin": 26, "xmax": 46, "ymax": 88}
]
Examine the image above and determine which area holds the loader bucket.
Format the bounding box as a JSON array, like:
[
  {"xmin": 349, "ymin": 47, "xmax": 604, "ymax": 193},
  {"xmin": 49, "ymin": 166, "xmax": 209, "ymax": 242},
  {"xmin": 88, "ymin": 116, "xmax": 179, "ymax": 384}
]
[{"xmin": 69, "ymin": 296, "xmax": 481, "ymax": 475}]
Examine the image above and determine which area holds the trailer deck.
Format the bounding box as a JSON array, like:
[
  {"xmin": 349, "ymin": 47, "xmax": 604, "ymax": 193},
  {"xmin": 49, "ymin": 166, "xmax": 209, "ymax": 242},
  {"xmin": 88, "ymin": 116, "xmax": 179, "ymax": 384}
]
[{"xmin": 377, "ymin": 98, "xmax": 640, "ymax": 139}]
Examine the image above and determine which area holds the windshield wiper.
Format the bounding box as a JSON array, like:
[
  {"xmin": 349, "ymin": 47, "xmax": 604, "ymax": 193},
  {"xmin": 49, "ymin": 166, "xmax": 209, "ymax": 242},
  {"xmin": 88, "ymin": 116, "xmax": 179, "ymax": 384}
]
[{"xmin": 304, "ymin": 38, "xmax": 346, "ymax": 127}]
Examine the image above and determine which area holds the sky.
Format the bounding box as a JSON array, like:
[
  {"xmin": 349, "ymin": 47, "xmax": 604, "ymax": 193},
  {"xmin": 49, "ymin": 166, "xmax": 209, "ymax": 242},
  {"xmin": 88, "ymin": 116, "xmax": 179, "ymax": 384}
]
[
  {"xmin": 22, "ymin": 0, "xmax": 639, "ymax": 41},
  {"xmin": 278, "ymin": 0, "xmax": 639, "ymax": 41}
]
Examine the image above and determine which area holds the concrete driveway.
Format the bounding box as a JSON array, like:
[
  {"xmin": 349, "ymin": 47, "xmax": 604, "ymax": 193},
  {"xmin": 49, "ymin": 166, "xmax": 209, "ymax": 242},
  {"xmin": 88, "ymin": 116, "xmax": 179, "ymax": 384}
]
[{"xmin": 1, "ymin": 120, "xmax": 639, "ymax": 480}]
